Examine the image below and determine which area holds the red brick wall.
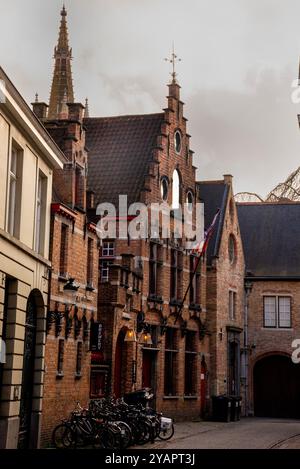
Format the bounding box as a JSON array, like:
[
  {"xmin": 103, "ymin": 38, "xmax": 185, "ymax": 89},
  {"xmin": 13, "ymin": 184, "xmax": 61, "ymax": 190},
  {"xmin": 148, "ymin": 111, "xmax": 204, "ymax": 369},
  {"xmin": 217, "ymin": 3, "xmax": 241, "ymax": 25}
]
[
  {"xmin": 206, "ymin": 181, "xmax": 245, "ymax": 398},
  {"xmin": 247, "ymin": 280, "xmax": 300, "ymax": 414},
  {"xmin": 41, "ymin": 110, "xmax": 99, "ymax": 446},
  {"xmin": 96, "ymin": 84, "xmax": 211, "ymax": 420}
]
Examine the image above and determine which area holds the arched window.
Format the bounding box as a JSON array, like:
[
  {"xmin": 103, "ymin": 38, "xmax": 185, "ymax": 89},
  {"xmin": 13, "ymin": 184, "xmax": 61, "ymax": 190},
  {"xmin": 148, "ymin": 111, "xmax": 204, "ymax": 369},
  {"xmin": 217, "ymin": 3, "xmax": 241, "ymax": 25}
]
[
  {"xmin": 228, "ymin": 234, "xmax": 236, "ymax": 264},
  {"xmin": 186, "ymin": 191, "xmax": 193, "ymax": 213},
  {"xmin": 160, "ymin": 177, "xmax": 168, "ymax": 201},
  {"xmin": 172, "ymin": 169, "xmax": 180, "ymax": 209}
]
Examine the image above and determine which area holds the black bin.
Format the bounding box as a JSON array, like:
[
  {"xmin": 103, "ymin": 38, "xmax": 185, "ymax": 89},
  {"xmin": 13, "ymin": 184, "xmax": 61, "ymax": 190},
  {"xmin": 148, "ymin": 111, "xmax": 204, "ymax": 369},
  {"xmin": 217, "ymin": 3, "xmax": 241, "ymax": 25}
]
[
  {"xmin": 229, "ymin": 396, "xmax": 242, "ymax": 421},
  {"xmin": 212, "ymin": 395, "xmax": 232, "ymax": 422}
]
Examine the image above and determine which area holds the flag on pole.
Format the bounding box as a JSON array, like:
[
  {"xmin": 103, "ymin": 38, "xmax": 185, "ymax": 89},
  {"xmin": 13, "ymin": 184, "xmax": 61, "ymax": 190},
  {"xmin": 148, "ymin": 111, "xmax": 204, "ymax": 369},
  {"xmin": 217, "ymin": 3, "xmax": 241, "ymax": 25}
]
[
  {"xmin": 191, "ymin": 208, "xmax": 220, "ymax": 256},
  {"xmin": 174, "ymin": 208, "xmax": 220, "ymax": 325}
]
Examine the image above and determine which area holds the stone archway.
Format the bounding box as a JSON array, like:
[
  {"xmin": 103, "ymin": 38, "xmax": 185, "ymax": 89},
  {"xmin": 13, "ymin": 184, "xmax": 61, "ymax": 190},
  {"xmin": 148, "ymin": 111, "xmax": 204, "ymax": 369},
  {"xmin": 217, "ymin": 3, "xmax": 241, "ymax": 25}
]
[
  {"xmin": 18, "ymin": 289, "xmax": 45, "ymax": 448},
  {"xmin": 253, "ymin": 354, "xmax": 300, "ymax": 418}
]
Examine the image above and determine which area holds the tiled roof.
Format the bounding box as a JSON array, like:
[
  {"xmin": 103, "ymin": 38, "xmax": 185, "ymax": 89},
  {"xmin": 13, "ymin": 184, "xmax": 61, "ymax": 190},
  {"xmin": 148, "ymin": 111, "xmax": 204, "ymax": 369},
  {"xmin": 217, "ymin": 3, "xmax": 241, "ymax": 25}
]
[
  {"xmin": 84, "ymin": 113, "xmax": 164, "ymax": 208},
  {"xmin": 196, "ymin": 181, "xmax": 229, "ymax": 265},
  {"xmin": 237, "ymin": 202, "xmax": 300, "ymax": 277}
]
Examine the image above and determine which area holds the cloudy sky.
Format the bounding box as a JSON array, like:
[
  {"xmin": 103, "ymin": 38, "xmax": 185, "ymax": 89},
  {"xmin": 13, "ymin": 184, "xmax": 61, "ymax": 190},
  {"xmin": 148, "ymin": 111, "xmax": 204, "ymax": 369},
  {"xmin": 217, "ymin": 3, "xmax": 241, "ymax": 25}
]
[{"xmin": 1, "ymin": 0, "xmax": 300, "ymax": 197}]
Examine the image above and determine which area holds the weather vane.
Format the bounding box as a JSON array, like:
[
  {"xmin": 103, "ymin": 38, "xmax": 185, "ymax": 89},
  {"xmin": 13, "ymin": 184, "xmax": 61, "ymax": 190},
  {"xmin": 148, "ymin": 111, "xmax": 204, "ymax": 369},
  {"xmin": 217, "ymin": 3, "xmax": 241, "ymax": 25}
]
[{"xmin": 164, "ymin": 42, "xmax": 182, "ymax": 83}]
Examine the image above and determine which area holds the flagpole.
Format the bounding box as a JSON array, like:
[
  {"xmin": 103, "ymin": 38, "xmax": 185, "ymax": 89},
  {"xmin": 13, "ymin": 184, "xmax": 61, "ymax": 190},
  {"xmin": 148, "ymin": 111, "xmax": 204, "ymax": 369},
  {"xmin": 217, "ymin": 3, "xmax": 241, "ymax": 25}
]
[
  {"xmin": 174, "ymin": 252, "xmax": 203, "ymax": 324},
  {"xmin": 173, "ymin": 209, "xmax": 220, "ymax": 325}
]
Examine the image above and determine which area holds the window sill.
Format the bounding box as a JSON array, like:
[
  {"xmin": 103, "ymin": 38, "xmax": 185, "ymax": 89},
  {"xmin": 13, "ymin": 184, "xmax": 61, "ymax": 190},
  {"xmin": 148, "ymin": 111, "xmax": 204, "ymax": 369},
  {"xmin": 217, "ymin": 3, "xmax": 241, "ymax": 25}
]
[
  {"xmin": 75, "ymin": 372, "xmax": 82, "ymax": 379},
  {"xmin": 58, "ymin": 274, "xmax": 69, "ymax": 282},
  {"xmin": 56, "ymin": 372, "xmax": 64, "ymax": 379},
  {"xmin": 163, "ymin": 395, "xmax": 179, "ymax": 400},
  {"xmin": 262, "ymin": 327, "xmax": 293, "ymax": 331},
  {"xmin": 86, "ymin": 284, "xmax": 95, "ymax": 292},
  {"xmin": 184, "ymin": 395, "xmax": 197, "ymax": 399}
]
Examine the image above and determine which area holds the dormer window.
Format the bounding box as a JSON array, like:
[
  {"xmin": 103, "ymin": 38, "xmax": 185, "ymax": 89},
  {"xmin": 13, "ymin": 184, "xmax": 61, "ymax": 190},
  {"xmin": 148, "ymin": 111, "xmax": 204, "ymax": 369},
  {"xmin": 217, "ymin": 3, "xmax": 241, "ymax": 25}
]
[{"xmin": 174, "ymin": 130, "xmax": 182, "ymax": 154}]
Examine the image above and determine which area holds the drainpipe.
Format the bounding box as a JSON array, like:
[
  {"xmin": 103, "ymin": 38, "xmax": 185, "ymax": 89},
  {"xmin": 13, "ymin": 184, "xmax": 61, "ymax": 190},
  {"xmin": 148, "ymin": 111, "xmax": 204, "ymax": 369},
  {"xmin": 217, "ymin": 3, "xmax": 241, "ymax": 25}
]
[{"xmin": 243, "ymin": 280, "xmax": 253, "ymax": 416}]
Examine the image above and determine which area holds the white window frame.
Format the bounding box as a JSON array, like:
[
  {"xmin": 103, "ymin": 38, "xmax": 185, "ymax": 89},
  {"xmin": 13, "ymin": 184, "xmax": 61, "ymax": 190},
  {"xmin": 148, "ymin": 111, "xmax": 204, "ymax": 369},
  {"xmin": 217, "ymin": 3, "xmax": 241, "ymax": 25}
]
[
  {"xmin": 35, "ymin": 170, "xmax": 47, "ymax": 255},
  {"xmin": 263, "ymin": 296, "xmax": 292, "ymax": 329},
  {"xmin": 100, "ymin": 259, "xmax": 113, "ymax": 283},
  {"xmin": 7, "ymin": 143, "xmax": 23, "ymax": 238},
  {"xmin": 102, "ymin": 241, "xmax": 115, "ymax": 257}
]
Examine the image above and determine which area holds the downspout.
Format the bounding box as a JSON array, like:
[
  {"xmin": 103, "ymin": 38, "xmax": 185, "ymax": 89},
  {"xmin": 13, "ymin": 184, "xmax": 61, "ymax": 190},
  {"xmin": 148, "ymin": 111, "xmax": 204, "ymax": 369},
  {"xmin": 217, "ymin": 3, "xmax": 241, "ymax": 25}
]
[{"xmin": 243, "ymin": 280, "xmax": 253, "ymax": 416}]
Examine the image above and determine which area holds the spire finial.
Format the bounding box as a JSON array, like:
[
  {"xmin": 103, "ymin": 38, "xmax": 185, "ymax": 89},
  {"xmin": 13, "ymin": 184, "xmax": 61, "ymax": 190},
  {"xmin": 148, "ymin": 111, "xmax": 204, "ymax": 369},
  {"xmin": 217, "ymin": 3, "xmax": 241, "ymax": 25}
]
[
  {"xmin": 85, "ymin": 98, "xmax": 90, "ymax": 118},
  {"xmin": 35, "ymin": 93, "xmax": 39, "ymax": 103},
  {"xmin": 164, "ymin": 42, "xmax": 181, "ymax": 84},
  {"xmin": 61, "ymin": 4, "xmax": 67, "ymax": 16}
]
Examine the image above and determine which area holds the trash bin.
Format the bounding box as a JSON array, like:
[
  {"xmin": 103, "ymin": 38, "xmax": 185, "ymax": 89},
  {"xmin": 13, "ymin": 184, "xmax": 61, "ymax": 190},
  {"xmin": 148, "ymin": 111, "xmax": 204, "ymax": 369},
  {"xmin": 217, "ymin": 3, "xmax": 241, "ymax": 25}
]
[
  {"xmin": 212, "ymin": 395, "xmax": 232, "ymax": 422},
  {"xmin": 229, "ymin": 396, "xmax": 242, "ymax": 421}
]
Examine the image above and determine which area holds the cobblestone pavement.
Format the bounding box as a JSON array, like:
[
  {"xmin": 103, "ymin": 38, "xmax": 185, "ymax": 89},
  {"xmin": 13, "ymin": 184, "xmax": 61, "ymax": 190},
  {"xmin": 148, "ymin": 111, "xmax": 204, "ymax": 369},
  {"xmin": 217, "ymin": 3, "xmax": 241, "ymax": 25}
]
[{"xmin": 142, "ymin": 418, "xmax": 300, "ymax": 449}]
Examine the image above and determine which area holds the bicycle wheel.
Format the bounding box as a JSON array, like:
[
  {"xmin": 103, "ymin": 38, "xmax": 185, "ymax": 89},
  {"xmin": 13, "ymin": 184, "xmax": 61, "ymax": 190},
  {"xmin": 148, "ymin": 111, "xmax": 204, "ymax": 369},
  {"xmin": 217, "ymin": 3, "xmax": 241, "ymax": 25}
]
[
  {"xmin": 52, "ymin": 423, "xmax": 73, "ymax": 449},
  {"xmin": 97, "ymin": 425, "xmax": 118, "ymax": 449},
  {"xmin": 158, "ymin": 422, "xmax": 174, "ymax": 441},
  {"xmin": 115, "ymin": 421, "xmax": 132, "ymax": 448}
]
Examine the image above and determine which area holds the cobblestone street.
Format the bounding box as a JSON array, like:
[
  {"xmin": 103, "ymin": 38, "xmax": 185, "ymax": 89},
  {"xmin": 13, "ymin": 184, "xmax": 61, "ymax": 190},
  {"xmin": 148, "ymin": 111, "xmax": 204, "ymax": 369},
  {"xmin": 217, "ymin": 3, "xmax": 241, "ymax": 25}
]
[{"xmin": 143, "ymin": 418, "xmax": 300, "ymax": 449}]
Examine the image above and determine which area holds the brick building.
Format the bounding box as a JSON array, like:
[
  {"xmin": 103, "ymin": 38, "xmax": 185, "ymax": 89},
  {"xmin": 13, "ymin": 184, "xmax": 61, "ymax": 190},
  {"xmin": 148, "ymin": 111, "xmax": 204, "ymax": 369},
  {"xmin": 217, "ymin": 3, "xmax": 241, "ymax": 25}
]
[
  {"xmin": 198, "ymin": 177, "xmax": 245, "ymax": 407},
  {"xmin": 31, "ymin": 7, "xmax": 99, "ymax": 444},
  {"xmin": 238, "ymin": 202, "xmax": 300, "ymax": 418},
  {"xmin": 84, "ymin": 76, "xmax": 210, "ymax": 419}
]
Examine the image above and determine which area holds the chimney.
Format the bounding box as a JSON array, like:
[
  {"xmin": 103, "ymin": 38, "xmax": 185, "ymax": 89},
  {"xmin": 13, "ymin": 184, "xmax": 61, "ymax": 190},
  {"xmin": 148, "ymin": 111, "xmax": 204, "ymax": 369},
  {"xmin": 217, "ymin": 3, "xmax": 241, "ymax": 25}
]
[
  {"xmin": 32, "ymin": 102, "xmax": 48, "ymax": 120},
  {"xmin": 223, "ymin": 174, "xmax": 233, "ymax": 185},
  {"xmin": 67, "ymin": 102, "xmax": 85, "ymax": 123}
]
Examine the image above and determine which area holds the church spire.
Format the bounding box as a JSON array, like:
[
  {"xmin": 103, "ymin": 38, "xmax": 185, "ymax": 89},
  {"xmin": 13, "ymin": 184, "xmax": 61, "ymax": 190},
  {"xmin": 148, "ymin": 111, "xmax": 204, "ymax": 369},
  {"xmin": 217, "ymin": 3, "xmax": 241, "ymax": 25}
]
[{"xmin": 48, "ymin": 5, "xmax": 74, "ymax": 119}]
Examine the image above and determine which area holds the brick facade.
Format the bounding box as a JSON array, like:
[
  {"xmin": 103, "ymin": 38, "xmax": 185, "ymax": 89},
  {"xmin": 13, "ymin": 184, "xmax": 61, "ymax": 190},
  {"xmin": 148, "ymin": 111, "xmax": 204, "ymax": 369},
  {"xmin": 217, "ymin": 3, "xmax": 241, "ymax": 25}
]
[
  {"xmin": 37, "ymin": 104, "xmax": 99, "ymax": 445},
  {"xmin": 246, "ymin": 280, "xmax": 300, "ymax": 415},
  {"xmin": 86, "ymin": 82, "xmax": 211, "ymax": 420},
  {"xmin": 200, "ymin": 178, "xmax": 245, "ymax": 403}
]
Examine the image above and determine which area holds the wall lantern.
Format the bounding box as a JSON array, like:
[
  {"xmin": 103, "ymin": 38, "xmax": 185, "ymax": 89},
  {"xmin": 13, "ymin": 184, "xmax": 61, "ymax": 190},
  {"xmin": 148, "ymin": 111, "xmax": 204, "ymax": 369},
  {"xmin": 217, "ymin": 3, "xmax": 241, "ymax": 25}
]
[
  {"xmin": 140, "ymin": 331, "xmax": 153, "ymax": 346},
  {"xmin": 63, "ymin": 278, "xmax": 79, "ymax": 304},
  {"xmin": 124, "ymin": 328, "xmax": 137, "ymax": 342}
]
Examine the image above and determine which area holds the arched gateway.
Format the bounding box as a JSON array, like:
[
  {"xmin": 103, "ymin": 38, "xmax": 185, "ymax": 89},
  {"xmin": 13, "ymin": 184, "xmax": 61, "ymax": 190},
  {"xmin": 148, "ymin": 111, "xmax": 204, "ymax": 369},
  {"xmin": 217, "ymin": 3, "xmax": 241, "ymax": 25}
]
[{"xmin": 254, "ymin": 354, "xmax": 300, "ymax": 418}]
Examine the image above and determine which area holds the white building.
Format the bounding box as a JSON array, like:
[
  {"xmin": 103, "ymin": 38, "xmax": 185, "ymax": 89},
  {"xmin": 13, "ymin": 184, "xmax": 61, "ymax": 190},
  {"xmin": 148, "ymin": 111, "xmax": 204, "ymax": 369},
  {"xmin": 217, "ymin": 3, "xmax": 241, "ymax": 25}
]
[{"xmin": 0, "ymin": 67, "xmax": 64, "ymax": 448}]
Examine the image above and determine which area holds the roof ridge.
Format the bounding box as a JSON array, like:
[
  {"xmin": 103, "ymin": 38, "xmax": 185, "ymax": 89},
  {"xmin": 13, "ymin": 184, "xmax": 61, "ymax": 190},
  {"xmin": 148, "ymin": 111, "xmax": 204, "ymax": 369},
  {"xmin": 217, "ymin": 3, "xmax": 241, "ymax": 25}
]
[
  {"xmin": 237, "ymin": 201, "xmax": 300, "ymax": 206},
  {"xmin": 197, "ymin": 180, "xmax": 225, "ymax": 185},
  {"xmin": 84, "ymin": 112, "xmax": 164, "ymax": 121}
]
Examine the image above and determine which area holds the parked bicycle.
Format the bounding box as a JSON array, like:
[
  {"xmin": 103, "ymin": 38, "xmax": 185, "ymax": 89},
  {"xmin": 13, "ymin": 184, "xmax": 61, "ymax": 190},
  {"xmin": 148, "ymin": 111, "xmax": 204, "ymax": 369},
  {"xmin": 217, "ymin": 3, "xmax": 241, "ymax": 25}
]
[{"xmin": 51, "ymin": 390, "xmax": 174, "ymax": 449}]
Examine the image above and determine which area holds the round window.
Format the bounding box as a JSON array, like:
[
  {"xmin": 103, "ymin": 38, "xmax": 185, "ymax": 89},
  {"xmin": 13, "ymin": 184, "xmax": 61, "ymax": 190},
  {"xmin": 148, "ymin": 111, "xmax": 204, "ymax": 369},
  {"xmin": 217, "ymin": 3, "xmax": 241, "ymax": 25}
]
[
  {"xmin": 228, "ymin": 234, "xmax": 236, "ymax": 264},
  {"xmin": 186, "ymin": 191, "xmax": 193, "ymax": 212},
  {"xmin": 174, "ymin": 130, "xmax": 182, "ymax": 154},
  {"xmin": 160, "ymin": 178, "xmax": 168, "ymax": 201}
]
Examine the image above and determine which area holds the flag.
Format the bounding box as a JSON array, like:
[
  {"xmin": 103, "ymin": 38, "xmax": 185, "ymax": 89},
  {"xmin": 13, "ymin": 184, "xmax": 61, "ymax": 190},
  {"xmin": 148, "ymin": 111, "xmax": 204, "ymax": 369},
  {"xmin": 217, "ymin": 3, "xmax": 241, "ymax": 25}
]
[
  {"xmin": 192, "ymin": 208, "xmax": 220, "ymax": 256},
  {"xmin": 174, "ymin": 208, "xmax": 220, "ymax": 325}
]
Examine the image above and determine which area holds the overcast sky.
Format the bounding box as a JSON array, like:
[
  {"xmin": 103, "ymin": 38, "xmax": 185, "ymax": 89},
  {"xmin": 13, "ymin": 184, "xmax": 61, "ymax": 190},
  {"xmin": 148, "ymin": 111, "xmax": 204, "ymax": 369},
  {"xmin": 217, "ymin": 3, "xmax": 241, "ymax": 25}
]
[{"xmin": 1, "ymin": 0, "xmax": 300, "ymax": 197}]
